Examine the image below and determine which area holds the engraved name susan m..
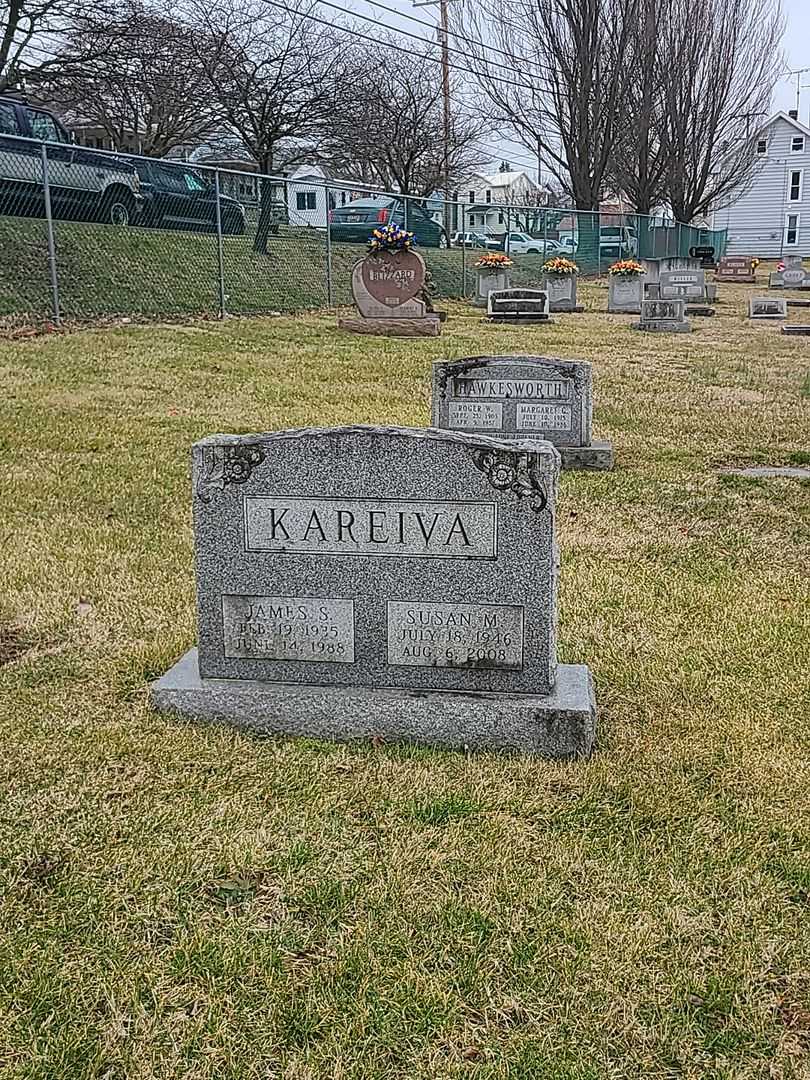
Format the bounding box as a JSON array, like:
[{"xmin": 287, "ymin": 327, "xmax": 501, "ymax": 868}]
[{"xmin": 244, "ymin": 496, "xmax": 498, "ymax": 558}]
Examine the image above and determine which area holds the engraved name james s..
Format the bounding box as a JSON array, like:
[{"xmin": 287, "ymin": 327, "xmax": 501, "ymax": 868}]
[
  {"xmin": 244, "ymin": 496, "xmax": 498, "ymax": 558},
  {"xmin": 452, "ymin": 377, "xmax": 571, "ymax": 401}
]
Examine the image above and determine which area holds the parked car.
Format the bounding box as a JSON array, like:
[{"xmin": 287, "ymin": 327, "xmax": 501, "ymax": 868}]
[
  {"xmin": 0, "ymin": 96, "xmax": 143, "ymax": 225},
  {"xmin": 330, "ymin": 197, "xmax": 449, "ymax": 247},
  {"xmin": 449, "ymin": 231, "xmax": 500, "ymax": 249},
  {"xmin": 599, "ymin": 225, "xmax": 638, "ymax": 258},
  {"xmin": 129, "ymin": 158, "xmax": 246, "ymax": 235},
  {"xmin": 501, "ymin": 231, "xmax": 574, "ymax": 257}
]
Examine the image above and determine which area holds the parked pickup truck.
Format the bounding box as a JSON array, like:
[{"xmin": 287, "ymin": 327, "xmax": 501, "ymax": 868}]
[{"xmin": 0, "ymin": 97, "xmax": 143, "ymax": 225}]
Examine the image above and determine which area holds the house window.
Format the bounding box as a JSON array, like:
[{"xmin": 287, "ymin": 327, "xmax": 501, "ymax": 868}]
[
  {"xmin": 756, "ymin": 138, "xmax": 767, "ymax": 155},
  {"xmin": 784, "ymin": 213, "xmax": 800, "ymax": 247},
  {"xmin": 790, "ymin": 170, "xmax": 803, "ymax": 202},
  {"xmin": 296, "ymin": 191, "xmax": 317, "ymax": 211},
  {"xmin": 469, "ymin": 212, "xmax": 476, "ymax": 225},
  {"xmin": 497, "ymin": 212, "xmax": 504, "ymax": 224},
  {"xmin": 792, "ymin": 136, "xmax": 805, "ymax": 153},
  {"xmin": 468, "ymin": 190, "xmax": 475, "ymax": 203},
  {"xmin": 485, "ymin": 190, "xmax": 491, "ymax": 203}
]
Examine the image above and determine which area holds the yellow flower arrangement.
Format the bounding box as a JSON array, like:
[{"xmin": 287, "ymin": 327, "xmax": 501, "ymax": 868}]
[
  {"xmin": 475, "ymin": 252, "xmax": 513, "ymax": 269},
  {"xmin": 542, "ymin": 256, "xmax": 579, "ymax": 276},
  {"xmin": 608, "ymin": 259, "xmax": 645, "ymax": 277}
]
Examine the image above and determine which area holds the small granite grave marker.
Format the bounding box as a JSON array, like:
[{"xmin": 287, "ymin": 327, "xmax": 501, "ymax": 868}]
[
  {"xmin": 487, "ymin": 288, "xmax": 551, "ymax": 323},
  {"xmin": 782, "ymin": 324, "xmax": 810, "ymax": 336},
  {"xmin": 151, "ymin": 426, "xmax": 596, "ymax": 757},
  {"xmin": 658, "ymin": 269, "xmax": 706, "ymax": 300},
  {"xmin": 543, "ymin": 274, "xmax": 583, "ymax": 313},
  {"xmin": 716, "ymin": 256, "xmax": 755, "ymax": 283},
  {"xmin": 432, "ymin": 356, "xmax": 613, "ymax": 471},
  {"xmin": 635, "ymin": 298, "xmax": 691, "ymax": 333},
  {"xmin": 770, "ymin": 271, "xmax": 785, "ymax": 288},
  {"xmin": 749, "ymin": 296, "xmax": 787, "ymax": 319},
  {"xmin": 608, "ymin": 275, "xmax": 644, "ymax": 314},
  {"xmin": 782, "ymin": 268, "xmax": 807, "ymax": 288}
]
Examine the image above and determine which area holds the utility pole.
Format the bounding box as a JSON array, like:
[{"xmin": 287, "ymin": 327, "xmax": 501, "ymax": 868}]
[{"xmin": 414, "ymin": 0, "xmax": 457, "ymax": 234}]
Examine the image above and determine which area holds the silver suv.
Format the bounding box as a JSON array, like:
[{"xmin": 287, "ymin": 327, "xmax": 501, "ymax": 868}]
[{"xmin": 0, "ymin": 97, "xmax": 143, "ymax": 225}]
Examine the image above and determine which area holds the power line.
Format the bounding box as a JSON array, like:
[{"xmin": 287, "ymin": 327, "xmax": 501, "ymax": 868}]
[
  {"xmin": 351, "ymin": 0, "xmax": 548, "ymax": 71},
  {"xmin": 259, "ymin": 0, "xmax": 552, "ymax": 94},
  {"xmin": 309, "ymin": 0, "xmax": 553, "ymax": 86}
]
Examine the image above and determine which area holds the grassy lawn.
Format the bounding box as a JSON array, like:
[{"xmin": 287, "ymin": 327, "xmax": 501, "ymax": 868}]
[
  {"xmin": 1, "ymin": 283, "xmax": 809, "ymax": 1078},
  {"xmin": 0, "ymin": 214, "xmax": 573, "ymax": 326}
]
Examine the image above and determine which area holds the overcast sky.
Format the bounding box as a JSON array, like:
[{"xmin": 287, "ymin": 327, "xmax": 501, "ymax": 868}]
[
  {"xmin": 775, "ymin": 0, "xmax": 810, "ymax": 120},
  {"xmin": 350, "ymin": 0, "xmax": 810, "ymax": 176}
]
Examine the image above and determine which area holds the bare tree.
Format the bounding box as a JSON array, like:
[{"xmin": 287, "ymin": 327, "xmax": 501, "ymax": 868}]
[
  {"xmin": 39, "ymin": 1, "xmax": 217, "ymax": 156},
  {"xmin": 190, "ymin": 0, "xmax": 350, "ymax": 252},
  {"xmin": 321, "ymin": 41, "xmax": 486, "ymax": 197},
  {"xmin": 1, "ymin": 0, "xmax": 113, "ymax": 93},
  {"xmin": 609, "ymin": 0, "xmax": 669, "ymax": 216},
  {"xmin": 657, "ymin": 0, "xmax": 783, "ymax": 223},
  {"xmin": 450, "ymin": 0, "xmax": 639, "ymax": 263}
]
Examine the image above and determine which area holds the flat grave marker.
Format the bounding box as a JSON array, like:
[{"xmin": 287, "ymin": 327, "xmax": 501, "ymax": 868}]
[
  {"xmin": 634, "ymin": 298, "xmax": 691, "ymax": 333},
  {"xmin": 749, "ymin": 296, "xmax": 787, "ymax": 319},
  {"xmin": 486, "ymin": 288, "xmax": 551, "ymax": 324}
]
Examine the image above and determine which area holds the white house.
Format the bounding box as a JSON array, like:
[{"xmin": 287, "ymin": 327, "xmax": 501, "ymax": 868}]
[
  {"xmin": 460, "ymin": 170, "xmax": 542, "ymax": 236},
  {"xmin": 285, "ymin": 165, "xmax": 365, "ymax": 227},
  {"xmin": 716, "ymin": 111, "xmax": 810, "ymax": 257}
]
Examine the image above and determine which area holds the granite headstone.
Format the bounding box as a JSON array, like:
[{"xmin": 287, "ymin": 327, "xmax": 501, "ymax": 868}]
[
  {"xmin": 151, "ymin": 426, "xmax": 596, "ymax": 757},
  {"xmin": 716, "ymin": 256, "xmax": 755, "ymax": 283},
  {"xmin": 487, "ymin": 288, "xmax": 551, "ymax": 323},
  {"xmin": 339, "ymin": 250, "xmax": 440, "ymax": 337},
  {"xmin": 634, "ymin": 298, "xmax": 691, "ymax": 333},
  {"xmin": 749, "ymin": 296, "xmax": 787, "ymax": 319},
  {"xmin": 431, "ymin": 356, "xmax": 613, "ymax": 471},
  {"xmin": 658, "ymin": 269, "xmax": 706, "ymax": 300},
  {"xmin": 608, "ymin": 275, "xmax": 644, "ymax": 313},
  {"xmin": 543, "ymin": 275, "xmax": 582, "ymax": 313}
]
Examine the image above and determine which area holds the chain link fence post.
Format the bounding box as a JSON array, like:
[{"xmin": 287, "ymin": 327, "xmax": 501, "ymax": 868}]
[
  {"xmin": 213, "ymin": 170, "xmax": 227, "ymax": 320},
  {"xmin": 40, "ymin": 144, "xmax": 61, "ymax": 326},
  {"xmin": 325, "ymin": 182, "xmax": 333, "ymax": 307},
  {"xmin": 460, "ymin": 202, "xmax": 467, "ymax": 297},
  {"xmin": 542, "ymin": 207, "xmax": 548, "ymax": 258}
]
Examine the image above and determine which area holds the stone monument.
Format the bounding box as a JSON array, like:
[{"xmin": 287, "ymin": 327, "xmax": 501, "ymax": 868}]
[
  {"xmin": 715, "ymin": 256, "xmax": 755, "ymax": 283},
  {"xmin": 543, "ymin": 274, "xmax": 582, "ymax": 312},
  {"xmin": 608, "ymin": 274, "xmax": 644, "ymax": 313},
  {"xmin": 431, "ymin": 356, "xmax": 613, "ymax": 471},
  {"xmin": 749, "ymin": 296, "xmax": 787, "ymax": 319},
  {"xmin": 658, "ymin": 269, "xmax": 707, "ymax": 301},
  {"xmin": 151, "ymin": 426, "xmax": 596, "ymax": 757},
  {"xmin": 634, "ymin": 298, "xmax": 691, "ymax": 333},
  {"xmin": 474, "ymin": 263, "xmax": 512, "ymax": 308},
  {"xmin": 338, "ymin": 249, "xmax": 441, "ymax": 337},
  {"xmin": 486, "ymin": 288, "xmax": 551, "ymax": 323}
]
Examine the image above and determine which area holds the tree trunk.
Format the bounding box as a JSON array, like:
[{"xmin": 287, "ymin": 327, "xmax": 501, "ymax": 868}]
[{"xmin": 253, "ymin": 153, "xmax": 278, "ymax": 255}]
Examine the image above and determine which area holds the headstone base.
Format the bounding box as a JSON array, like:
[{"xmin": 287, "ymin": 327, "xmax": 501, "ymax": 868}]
[
  {"xmin": 787, "ymin": 299, "xmax": 810, "ymax": 308},
  {"xmin": 484, "ymin": 315, "xmax": 554, "ymax": 325},
  {"xmin": 781, "ymin": 325, "xmax": 810, "ymax": 336},
  {"xmin": 151, "ymin": 649, "xmax": 597, "ymax": 759},
  {"xmin": 338, "ymin": 316, "xmax": 441, "ymax": 337},
  {"xmin": 685, "ymin": 305, "xmax": 716, "ymax": 317},
  {"xmin": 633, "ymin": 319, "xmax": 692, "ymax": 333},
  {"xmin": 560, "ymin": 441, "xmax": 614, "ymax": 471}
]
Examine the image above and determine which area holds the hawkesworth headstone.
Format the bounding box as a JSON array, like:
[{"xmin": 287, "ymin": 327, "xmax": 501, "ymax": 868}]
[
  {"xmin": 634, "ymin": 298, "xmax": 691, "ymax": 333},
  {"xmin": 431, "ymin": 356, "xmax": 613, "ymax": 471},
  {"xmin": 151, "ymin": 426, "xmax": 596, "ymax": 757},
  {"xmin": 338, "ymin": 249, "xmax": 441, "ymax": 337},
  {"xmin": 749, "ymin": 296, "xmax": 787, "ymax": 319}
]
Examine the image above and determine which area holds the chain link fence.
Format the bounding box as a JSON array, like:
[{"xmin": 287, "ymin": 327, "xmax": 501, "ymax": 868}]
[{"xmin": 0, "ymin": 133, "xmax": 728, "ymax": 328}]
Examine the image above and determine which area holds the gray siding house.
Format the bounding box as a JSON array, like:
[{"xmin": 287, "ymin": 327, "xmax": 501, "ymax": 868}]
[{"xmin": 716, "ymin": 111, "xmax": 810, "ymax": 258}]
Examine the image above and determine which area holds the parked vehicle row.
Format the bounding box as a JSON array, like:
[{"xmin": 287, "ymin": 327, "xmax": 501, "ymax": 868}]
[{"xmin": 0, "ymin": 96, "xmax": 247, "ymax": 235}]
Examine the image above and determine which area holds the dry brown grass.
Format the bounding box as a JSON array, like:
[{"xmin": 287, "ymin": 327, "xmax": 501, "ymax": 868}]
[{"xmin": 0, "ymin": 279, "xmax": 808, "ymax": 1079}]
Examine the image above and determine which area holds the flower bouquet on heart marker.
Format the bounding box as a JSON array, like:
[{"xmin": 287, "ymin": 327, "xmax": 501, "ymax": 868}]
[
  {"xmin": 367, "ymin": 221, "xmax": 415, "ymax": 255},
  {"xmin": 542, "ymin": 255, "xmax": 579, "ymax": 276},
  {"xmin": 608, "ymin": 259, "xmax": 645, "ymax": 277}
]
